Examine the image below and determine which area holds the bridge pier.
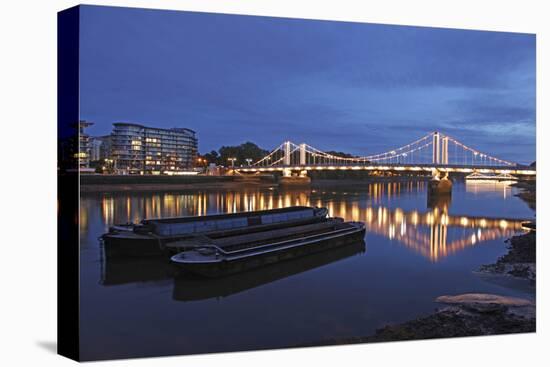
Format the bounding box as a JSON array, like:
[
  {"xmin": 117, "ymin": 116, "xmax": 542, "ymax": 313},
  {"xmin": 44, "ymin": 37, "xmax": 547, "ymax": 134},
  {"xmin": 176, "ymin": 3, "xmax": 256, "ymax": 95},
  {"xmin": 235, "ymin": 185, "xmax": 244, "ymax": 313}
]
[
  {"xmin": 279, "ymin": 169, "xmax": 311, "ymax": 186},
  {"xmin": 428, "ymin": 169, "xmax": 452, "ymax": 195}
]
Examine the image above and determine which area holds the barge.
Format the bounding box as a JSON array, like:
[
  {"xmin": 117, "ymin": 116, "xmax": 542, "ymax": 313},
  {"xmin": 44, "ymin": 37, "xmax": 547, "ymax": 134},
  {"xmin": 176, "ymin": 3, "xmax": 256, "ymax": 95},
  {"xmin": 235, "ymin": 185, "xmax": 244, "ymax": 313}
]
[
  {"xmin": 101, "ymin": 206, "xmax": 329, "ymax": 257},
  {"xmin": 170, "ymin": 220, "xmax": 365, "ymax": 277}
]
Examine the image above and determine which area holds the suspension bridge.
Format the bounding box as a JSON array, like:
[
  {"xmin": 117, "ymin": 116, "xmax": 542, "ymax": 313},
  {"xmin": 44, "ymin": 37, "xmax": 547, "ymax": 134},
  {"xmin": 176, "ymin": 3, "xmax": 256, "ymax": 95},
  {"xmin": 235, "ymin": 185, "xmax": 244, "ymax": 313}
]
[{"xmin": 236, "ymin": 132, "xmax": 536, "ymax": 179}]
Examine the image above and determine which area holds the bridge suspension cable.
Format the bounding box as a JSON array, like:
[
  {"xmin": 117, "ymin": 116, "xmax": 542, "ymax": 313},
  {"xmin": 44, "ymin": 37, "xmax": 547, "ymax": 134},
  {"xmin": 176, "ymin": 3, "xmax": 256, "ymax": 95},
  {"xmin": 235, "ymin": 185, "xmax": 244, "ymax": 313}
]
[{"xmin": 249, "ymin": 131, "xmax": 517, "ymax": 168}]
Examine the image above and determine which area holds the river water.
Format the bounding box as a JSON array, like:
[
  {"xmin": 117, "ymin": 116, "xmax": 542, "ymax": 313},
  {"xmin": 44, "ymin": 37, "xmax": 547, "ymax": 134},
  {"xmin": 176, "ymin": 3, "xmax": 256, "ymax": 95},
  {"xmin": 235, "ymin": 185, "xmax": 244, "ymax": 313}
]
[{"xmin": 79, "ymin": 179, "xmax": 535, "ymax": 360}]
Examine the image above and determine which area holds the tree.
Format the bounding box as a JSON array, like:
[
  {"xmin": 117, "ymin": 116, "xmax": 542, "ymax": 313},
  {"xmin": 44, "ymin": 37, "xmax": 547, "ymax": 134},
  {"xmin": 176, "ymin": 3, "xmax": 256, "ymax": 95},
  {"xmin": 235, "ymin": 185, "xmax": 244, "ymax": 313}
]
[
  {"xmin": 203, "ymin": 142, "xmax": 269, "ymax": 167},
  {"xmin": 202, "ymin": 150, "xmax": 220, "ymax": 165}
]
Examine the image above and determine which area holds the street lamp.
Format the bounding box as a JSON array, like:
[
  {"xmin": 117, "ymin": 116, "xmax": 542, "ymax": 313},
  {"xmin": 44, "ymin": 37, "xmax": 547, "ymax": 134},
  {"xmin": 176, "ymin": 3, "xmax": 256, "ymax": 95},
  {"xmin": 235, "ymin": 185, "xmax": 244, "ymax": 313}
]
[
  {"xmin": 228, "ymin": 157, "xmax": 237, "ymax": 167},
  {"xmin": 245, "ymin": 158, "xmax": 252, "ymax": 166}
]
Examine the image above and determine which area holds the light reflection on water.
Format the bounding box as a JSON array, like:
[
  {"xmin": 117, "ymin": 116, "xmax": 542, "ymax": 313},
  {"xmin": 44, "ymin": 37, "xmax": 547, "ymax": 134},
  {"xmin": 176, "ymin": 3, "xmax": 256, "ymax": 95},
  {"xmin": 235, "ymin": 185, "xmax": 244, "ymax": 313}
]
[
  {"xmin": 81, "ymin": 180, "xmax": 526, "ymax": 262},
  {"xmin": 79, "ymin": 179, "xmax": 535, "ymax": 360}
]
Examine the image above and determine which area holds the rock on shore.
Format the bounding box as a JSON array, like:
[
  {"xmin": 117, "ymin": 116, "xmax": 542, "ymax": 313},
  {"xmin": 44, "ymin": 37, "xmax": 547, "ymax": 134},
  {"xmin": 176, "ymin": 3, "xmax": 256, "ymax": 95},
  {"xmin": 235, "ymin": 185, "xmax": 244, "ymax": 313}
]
[{"xmin": 479, "ymin": 231, "xmax": 536, "ymax": 282}]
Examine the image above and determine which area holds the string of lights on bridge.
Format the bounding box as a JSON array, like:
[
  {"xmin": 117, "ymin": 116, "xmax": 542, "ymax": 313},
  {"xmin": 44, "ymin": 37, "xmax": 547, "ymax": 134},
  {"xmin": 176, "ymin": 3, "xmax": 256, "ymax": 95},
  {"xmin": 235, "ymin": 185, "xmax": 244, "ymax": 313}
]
[{"xmin": 249, "ymin": 132, "xmax": 517, "ymax": 168}]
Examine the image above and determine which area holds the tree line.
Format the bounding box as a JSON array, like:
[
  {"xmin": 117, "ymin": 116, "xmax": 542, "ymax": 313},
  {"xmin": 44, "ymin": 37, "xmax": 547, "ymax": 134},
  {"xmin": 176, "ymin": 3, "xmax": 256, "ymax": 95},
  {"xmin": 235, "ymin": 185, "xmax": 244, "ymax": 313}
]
[
  {"xmin": 200, "ymin": 142, "xmax": 270, "ymax": 167},
  {"xmin": 199, "ymin": 142, "xmax": 359, "ymax": 167}
]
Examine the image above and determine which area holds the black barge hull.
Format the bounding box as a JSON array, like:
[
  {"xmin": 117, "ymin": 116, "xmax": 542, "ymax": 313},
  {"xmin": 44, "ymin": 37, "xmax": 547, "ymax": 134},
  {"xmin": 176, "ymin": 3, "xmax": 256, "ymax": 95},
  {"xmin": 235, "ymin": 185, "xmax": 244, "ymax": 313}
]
[
  {"xmin": 171, "ymin": 223, "xmax": 365, "ymax": 277},
  {"xmin": 101, "ymin": 206, "xmax": 328, "ymax": 257}
]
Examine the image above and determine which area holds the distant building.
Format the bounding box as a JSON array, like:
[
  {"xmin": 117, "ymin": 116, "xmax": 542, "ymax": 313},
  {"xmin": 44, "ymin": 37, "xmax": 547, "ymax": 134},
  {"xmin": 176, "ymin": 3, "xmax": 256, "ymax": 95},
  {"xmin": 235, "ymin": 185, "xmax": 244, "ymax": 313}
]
[
  {"xmin": 90, "ymin": 138, "xmax": 102, "ymax": 162},
  {"xmin": 111, "ymin": 122, "xmax": 198, "ymax": 174},
  {"xmin": 77, "ymin": 120, "xmax": 93, "ymax": 168},
  {"xmin": 90, "ymin": 135, "xmax": 112, "ymax": 161}
]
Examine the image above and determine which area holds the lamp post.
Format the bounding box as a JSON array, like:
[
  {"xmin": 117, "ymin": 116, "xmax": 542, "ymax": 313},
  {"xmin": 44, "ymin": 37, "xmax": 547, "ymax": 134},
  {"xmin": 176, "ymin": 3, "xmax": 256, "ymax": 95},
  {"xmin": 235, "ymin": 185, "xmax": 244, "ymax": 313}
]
[
  {"xmin": 245, "ymin": 158, "xmax": 252, "ymax": 166},
  {"xmin": 228, "ymin": 157, "xmax": 237, "ymax": 168}
]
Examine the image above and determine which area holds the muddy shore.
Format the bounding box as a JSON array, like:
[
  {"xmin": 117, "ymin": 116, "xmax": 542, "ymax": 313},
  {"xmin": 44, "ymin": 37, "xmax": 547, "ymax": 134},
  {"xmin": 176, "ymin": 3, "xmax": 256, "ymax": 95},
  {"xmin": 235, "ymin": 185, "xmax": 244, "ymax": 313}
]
[
  {"xmin": 511, "ymin": 180, "xmax": 536, "ymax": 210},
  {"xmin": 479, "ymin": 231, "xmax": 536, "ymax": 282},
  {"xmin": 478, "ymin": 179, "xmax": 536, "ymax": 282}
]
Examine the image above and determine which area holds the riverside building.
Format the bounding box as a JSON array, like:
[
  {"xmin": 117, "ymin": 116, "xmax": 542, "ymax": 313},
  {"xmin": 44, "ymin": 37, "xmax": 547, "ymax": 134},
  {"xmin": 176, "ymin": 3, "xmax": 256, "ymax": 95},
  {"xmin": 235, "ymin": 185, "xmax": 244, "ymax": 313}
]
[
  {"xmin": 111, "ymin": 122, "xmax": 198, "ymax": 174},
  {"xmin": 78, "ymin": 120, "xmax": 94, "ymax": 168}
]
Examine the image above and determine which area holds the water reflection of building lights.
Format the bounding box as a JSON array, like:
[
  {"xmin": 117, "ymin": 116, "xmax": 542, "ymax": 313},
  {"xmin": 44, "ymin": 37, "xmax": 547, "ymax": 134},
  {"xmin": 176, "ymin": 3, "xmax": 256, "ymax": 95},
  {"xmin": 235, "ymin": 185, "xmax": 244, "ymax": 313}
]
[
  {"xmin": 426, "ymin": 212, "xmax": 434, "ymax": 225},
  {"xmin": 411, "ymin": 211, "xmax": 419, "ymax": 225},
  {"xmin": 388, "ymin": 224, "xmax": 395, "ymax": 239},
  {"xmin": 366, "ymin": 207, "xmax": 373, "ymax": 222},
  {"xmin": 394, "ymin": 208, "xmax": 404, "ymax": 223},
  {"xmin": 89, "ymin": 187, "xmax": 527, "ymax": 262},
  {"xmin": 339, "ymin": 201, "xmax": 347, "ymax": 218}
]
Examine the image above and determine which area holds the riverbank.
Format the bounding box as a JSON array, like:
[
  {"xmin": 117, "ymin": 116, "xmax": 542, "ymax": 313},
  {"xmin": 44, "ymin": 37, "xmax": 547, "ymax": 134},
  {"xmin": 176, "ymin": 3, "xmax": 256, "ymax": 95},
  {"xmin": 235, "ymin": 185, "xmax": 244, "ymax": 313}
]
[
  {"xmin": 300, "ymin": 294, "xmax": 535, "ymax": 346},
  {"xmin": 511, "ymin": 180, "xmax": 536, "ymax": 210},
  {"xmin": 79, "ymin": 174, "xmax": 277, "ymax": 193},
  {"xmin": 478, "ymin": 231, "xmax": 536, "ymax": 282},
  {"xmin": 79, "ymin": 174, "xmax": 432, "ymax": 193},
  {"xmin": 477, "ymin": 179, "xmax": 536, "ymax": 282}
]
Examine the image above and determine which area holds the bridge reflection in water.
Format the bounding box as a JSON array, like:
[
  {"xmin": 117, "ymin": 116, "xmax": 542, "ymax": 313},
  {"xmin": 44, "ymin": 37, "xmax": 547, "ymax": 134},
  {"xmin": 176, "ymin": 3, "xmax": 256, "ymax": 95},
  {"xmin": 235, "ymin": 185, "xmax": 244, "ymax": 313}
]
[{"xmin": 88, "ymin": 181, "xmax": 525, "ymax": 265}]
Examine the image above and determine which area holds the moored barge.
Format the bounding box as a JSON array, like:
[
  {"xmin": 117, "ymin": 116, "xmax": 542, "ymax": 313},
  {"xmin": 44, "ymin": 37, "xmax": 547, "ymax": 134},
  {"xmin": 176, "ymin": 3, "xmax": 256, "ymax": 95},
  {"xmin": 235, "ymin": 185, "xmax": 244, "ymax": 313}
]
[
  {"xmin": 170, "ymin": 220, "xmax": 365, "ymax": 277},
  {"xmin": 101, "ymin": 206, "xmax": 329, "ymax": 257}
]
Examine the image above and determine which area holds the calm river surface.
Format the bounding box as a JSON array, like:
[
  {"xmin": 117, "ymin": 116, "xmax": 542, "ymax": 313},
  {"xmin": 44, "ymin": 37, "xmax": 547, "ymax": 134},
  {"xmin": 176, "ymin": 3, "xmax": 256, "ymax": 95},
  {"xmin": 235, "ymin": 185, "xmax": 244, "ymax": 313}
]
[{"xmin": 79, "ymin": 179, "xmax": 535, "ymax": 360}]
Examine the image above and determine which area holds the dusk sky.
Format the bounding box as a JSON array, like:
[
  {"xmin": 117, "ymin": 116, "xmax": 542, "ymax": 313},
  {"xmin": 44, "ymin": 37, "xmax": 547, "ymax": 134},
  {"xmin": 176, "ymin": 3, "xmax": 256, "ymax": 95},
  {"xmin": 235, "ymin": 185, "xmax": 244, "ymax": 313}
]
[{"xmin": 80, "ymin": 5, "xmax": 536, "ymax": 164}]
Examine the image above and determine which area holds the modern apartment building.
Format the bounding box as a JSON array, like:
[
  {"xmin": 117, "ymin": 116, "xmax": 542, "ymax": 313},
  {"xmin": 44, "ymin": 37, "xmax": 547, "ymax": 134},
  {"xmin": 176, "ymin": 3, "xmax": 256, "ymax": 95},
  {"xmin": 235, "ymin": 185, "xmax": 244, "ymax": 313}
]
[
  {"xmin": 111, "ymin": 122, "xmax": 198, "ymax": 174},
  {"xmin": 90, "ymin": 135, "xmax": 112, "ymax": 161},
  {"xmin": 78, "ymin": 120, "xmax": 94, "ymax": 168}
]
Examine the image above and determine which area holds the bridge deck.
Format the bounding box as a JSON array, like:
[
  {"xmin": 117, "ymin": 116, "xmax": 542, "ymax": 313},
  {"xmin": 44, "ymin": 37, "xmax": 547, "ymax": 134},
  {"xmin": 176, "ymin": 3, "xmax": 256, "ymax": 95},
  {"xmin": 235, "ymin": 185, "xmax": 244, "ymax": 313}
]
[{"xmin": 237, "ymin": 163, "xmax": 536, "ymax": 175}]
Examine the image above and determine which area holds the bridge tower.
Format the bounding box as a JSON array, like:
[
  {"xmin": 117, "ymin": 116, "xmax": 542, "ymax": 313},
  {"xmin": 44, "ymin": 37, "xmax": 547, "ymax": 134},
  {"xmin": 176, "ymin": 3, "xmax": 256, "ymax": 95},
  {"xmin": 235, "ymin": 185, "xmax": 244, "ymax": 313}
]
[
  {"xmin": 432, "ymin": 132, "xmax": 449, "ymax": 165},
  {"xmin": 299, "ymin": 143, "xmax": 306, "ymax": 165},
  {"xmin": 441, "ymin": 136, "xmax": 449, "ymax": 165},
  {"xmin": 283, "ymin": 141, "xmax": 291, "ymax": 166},
  {"xmin": 432, "ymin": 132, "xmax": 440, "ymax": 164}
]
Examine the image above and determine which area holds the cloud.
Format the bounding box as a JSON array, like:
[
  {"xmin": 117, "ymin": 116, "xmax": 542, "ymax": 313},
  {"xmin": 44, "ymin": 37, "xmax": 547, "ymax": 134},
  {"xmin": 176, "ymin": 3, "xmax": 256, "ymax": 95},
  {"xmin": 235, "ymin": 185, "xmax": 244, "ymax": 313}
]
[{"xmin": 79, "ymin": 5, "xmax": 536, "ymax": 163}]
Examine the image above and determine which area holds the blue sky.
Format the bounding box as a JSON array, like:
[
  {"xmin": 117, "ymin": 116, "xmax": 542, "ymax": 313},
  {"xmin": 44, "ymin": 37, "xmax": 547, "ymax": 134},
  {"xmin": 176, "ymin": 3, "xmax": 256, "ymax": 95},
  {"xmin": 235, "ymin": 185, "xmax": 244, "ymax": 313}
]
[{"xmin": 79, "ymin": 5, "xmax": 536, "ymax": 164}]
